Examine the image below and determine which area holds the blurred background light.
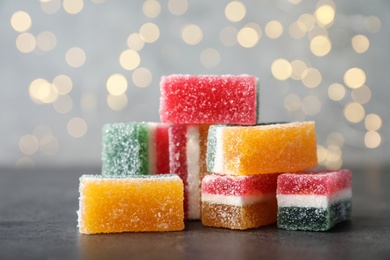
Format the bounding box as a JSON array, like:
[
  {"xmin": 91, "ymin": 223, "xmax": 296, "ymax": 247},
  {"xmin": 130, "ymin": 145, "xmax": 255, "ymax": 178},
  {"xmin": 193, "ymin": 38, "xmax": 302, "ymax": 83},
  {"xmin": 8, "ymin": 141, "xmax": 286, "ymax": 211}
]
[
  {"xmin": 1, "ymin": 1, "xmax": 388, "ymax": 169},
  {"xmin": 225, "ymin": 1, "xmax": 246, "ymax": 23},
  {"xmin": 11, "ymin": 11, "xmax": 32, "ymax": 32}
]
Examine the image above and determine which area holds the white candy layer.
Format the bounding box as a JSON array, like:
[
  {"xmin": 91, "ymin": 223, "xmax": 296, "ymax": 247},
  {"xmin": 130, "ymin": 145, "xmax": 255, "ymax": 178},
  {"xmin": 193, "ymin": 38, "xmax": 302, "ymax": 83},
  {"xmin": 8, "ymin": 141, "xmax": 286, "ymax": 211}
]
[
  {"xmin": 186, "ymin": 126, "xmax": 201, "ymax": 219},
  {"xmin": 202, "ymin": 193, "xmax": 276, "ymax": 206},
  {"xmin": 147, "ymin": 123, "xmax": 157, "ymax": 174},
  {"xmin": 212, "ymin": 126, "xmax": 224, "ymax": 173},
  {"xmin": 277, "ymin": 188, "xmax": 352, "ymax": 209}
]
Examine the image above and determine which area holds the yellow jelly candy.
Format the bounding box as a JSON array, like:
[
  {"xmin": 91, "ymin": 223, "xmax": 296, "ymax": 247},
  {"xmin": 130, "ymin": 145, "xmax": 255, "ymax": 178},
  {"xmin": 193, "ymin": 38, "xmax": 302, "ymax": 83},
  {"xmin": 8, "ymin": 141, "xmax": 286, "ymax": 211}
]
[{"xmin": 78, "ymin": 174, "xmax": 184, "ymax": 234}]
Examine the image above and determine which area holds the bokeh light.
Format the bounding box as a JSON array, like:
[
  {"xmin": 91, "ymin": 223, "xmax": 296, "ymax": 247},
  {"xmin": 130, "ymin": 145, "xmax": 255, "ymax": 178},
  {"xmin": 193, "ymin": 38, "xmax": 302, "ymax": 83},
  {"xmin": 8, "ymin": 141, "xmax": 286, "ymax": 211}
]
[
  {"xmin": 106, "ymin": 73, "xmax": 128, "ymax": 96},
  {"xmin": 352, "ymin": 34, "xmax": 369, "ymax": 54},
  {"xmin": 132, "ymin": 67, "xmax": 152, "ymax": 88},
  {"xmin": 29, "ymin": 78, "xmax": 58, "ymax": 104},
  {"xmin": 19, "ymin": 135, "xmax": 39, "ymax": 155},
  {"xmin": 301, "ymin": 68, "xmax": 322, "ymax": 88},
  {"xmin": 315, "ymin": 4, "xmax": 335, "ymax": 27},
  {"xmin": 143, "ymin": 0, "xmax": 161, "ymax": 18},
  {"xmin": 15, "ymin": 157, "xmax": 35, "ymax": 169},
  {"xmin": 65, "ymin": 47, "xmax": 86, "ymax": 68},
  {"xmin": 225, "ymin": 1, "xmax": 246, "ymax": 22},
  {"xmin": 344, "ymin": 67, "xmax": 366, "ymax": 89},
  {"xmin": 127, "ymin": 33, "xmax": 145, "ymax": 51},
  {"xmin": 271, "ymin": 59, "xmax": 292, "ymax": 80},
  {"xmin": 168, "ymin": 0, "xmax": 188, "ymax": 16},
  {"xmin": 67, "ymin": 117, "xmax": 87, "ymax": 138},
  {"xmin": 181, "ymin": 24, "xmax": 203, "ymax": 45},
  {"xmin": 310, "ymin": 35, "xmax": 332, "ymax": 56},
  {"xmin": 365, "ymin": 131, "xmax": 381, "ymax": 149},
  {"xmin": 328, "ymin": 83, "xmax": 345, "ymax": 101},
  {"xmin": 365, "ymin": 16, "xmax": 381, "ymax": 33},
  {"xmin": 40, "ymin": 0, "xmax": 61, "ymax": 14},
  {"xmin": 290, "ymin": 59, "xmax": 308, "ymax": 80},
  {"xmin": 53, "ymin": 74, "xmax": 73, "ymax": 95},
  {"xmin": 107, "ymin": 94, "xmax": 128, "ymax": 111},
  {"xmin": 119, "ymin": 50, "xmax": 141, "ymax": 71},
  {"xmin": 16, "ymin": 33, "xmax": 36, "ymax": 53},
  {"xmin": 265, "ymin": 20, "xmax": 283, "ymax": 39},
  {"xmin": 317, "ymin": 145, "xmax": 327, "ymax": 164},
  {"xmin": 139, "ymin": 23, "xmax": 160, "ymax": 43},
  {"xmin": 344, "ymin": 102, "xmax": 365, "ymax": 123},
  {"xmin": 37, "ymin": 31, "xmax": 57, "ymax": 52},
  {"xmin": 11, "ymin": 11, "xmax": 32, "ymax": 32},
  {"xmin": 365, "ymin": 113, "xmax": 382, "ymax": 131},
  {"xmin": 63, "ymin": 0, "xmax": 84, "ymax": 14},
  {"xmin": 237, "ymin": 26, "xmax": 260, "ymax": 48}
]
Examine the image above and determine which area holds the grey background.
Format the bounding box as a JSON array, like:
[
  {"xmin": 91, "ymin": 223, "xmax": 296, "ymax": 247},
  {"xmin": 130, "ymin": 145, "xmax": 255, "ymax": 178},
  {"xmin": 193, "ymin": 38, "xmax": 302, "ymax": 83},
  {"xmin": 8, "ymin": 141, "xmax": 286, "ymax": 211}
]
[{"xmin": 0, "ymin": 0, "xmax": 388, "ymax": 169}]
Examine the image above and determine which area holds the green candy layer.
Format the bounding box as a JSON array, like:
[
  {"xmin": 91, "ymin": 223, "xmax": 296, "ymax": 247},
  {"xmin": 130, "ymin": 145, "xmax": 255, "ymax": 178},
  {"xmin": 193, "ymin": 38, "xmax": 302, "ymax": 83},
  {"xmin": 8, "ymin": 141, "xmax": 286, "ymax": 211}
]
[
  {"xmin": 277, "ymin": 200, "xmax": 352, "ymax": 231},
  {"xmin": 102, "ymin": 122, "xmax": 150, "ymax": 176},
  {"xmin": 206, "ymin": 125, "xmax": 218, "ymax": 172}
]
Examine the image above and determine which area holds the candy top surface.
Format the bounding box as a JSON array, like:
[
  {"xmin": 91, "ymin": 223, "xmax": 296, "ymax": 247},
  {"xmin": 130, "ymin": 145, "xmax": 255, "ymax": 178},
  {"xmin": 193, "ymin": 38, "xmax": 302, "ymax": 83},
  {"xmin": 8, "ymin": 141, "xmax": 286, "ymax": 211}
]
[
  {"xmin": 202, "ymin": 173, "xmax": 279, "ymax": 196},
  {"xmin": 80, "ymin": 174, "xmax": 181, "ymax": 182},
  {"xmin": 160, "ymin": 74, "xmax": 258, "ymax": 125},
  {"xmin": 209, "ymin": 121, "xmax": 312, "ymax": 131},
  {"xmin": 102, "ymin": 121, "xmax": 164, "ymax": 131},
  {"xmin": 277, "ymin": 169, "xmax": 352, "ymax": 195}
]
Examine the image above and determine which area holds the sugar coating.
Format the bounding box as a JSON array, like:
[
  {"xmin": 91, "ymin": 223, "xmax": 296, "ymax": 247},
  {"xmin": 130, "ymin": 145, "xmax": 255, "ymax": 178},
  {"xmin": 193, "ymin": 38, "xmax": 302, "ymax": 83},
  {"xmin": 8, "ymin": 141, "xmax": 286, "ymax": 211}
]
[
  {"xmin": 207, "ymin": 121, "xmax": 318, "ymax": 175},
  {"xmin": 202, "ymin": 173, "xmax": 279, "ymax": 196},
  {"xmin": 276, "ymin": 169, "xmax": 352, "ymax": 231},
  {"xmin": 77, "ymin": 174, "xmax": 184, "ymax": 234},
  {"xmin": 277, "ymin": 169, "xmax": 352, "ymax": 195},
  {"xmin": 169, "ymin": 124, "xmax": 210, "ymax": 220},
  {"xmin": 160, "ymin": 74, "xmax": 259, "ymax": 125},
  {"xmin": 201, "ymin": 173, "xmax": 278, "ymax": 230},
  {"xmin": 102, "ymin": 122, "xmax": 169, "ymax": 176},
  {"xmin": 202, "ymin": 201, "xmax": 277, "ymax": 230}
]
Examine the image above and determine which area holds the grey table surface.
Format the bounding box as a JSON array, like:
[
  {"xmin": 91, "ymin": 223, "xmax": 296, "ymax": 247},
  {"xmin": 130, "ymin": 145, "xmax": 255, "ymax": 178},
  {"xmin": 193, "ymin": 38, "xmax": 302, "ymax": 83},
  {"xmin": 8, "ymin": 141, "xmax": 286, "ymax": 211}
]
[{"xmin": 0, "ymin": 165, "xmax": 389, "ymax": 260}]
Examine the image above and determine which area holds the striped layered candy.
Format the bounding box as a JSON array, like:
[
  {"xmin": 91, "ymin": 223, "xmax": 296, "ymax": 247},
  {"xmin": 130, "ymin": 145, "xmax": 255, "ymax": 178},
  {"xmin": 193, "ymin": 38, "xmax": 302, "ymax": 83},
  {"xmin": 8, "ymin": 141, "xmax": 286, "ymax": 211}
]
[
  {"xmin": 207, "ymin": 121, "xmax": 317, "ymax": 175},
  {"xmin": 160, "ymin": 74, "xmax": 259, "ymax": 125},
  {"xmin": 201, "ymin": 173, "xmax": 279, "ymax": 230},
  {"xmin": 277, "ymin": 169, "xmax": 352, "ymax": 231},
  {"xmin": 78, "ymin": 174, "xmax": 184, "ymax": 234},
  {"xmin": 169, "ymin": 124, "xmax": 210, "ymax": 220},
  {"xmin": 102, "ymin": 122, "xmax": 169, "ymax": 176}
]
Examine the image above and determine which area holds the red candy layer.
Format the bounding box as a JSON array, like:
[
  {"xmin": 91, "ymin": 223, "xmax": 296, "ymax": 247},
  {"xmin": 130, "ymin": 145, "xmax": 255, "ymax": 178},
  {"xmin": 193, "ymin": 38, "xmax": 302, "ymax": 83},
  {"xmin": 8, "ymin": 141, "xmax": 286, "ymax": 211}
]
[
  {"xmin": 277, "ymin": 169, "xmax": 352, "ymax": 196},
  {"xmin": 155, "ymin": 125, "xmax": 170, "ymax": 174},
  {"xmin": 202, "ymin": 173, "xmax": 279, "ymax": 196},
  {"xmin": 168, "ymin": 125, "xmax": 189, "ymax": 218},
  {"xmin": 160, "ymin": 74, "xmax": 258, "ymax": 125}
]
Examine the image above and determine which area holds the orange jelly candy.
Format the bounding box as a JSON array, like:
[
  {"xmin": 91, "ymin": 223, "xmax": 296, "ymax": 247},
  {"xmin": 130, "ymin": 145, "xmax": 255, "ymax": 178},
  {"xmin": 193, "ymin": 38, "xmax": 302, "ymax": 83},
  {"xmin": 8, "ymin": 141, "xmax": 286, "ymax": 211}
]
[
  {"xmin": 201, "ymin": 173, "xmax": 279, "ymax": 230},
  {"xmin": 78, "ymin": 174, "xmax": 184, "ymax": 234},
  {"xmin": 207, "ymin": 121, "xmax": 318, "ymax": 175}
]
